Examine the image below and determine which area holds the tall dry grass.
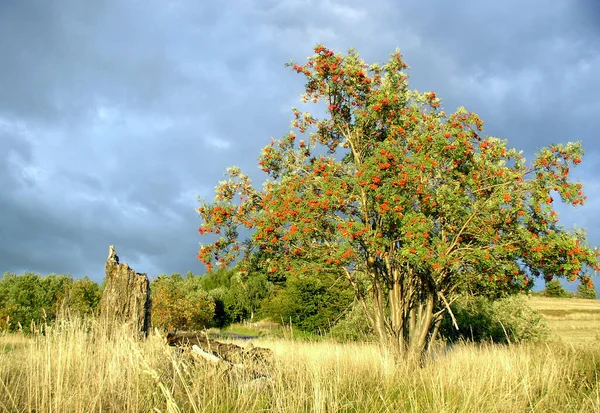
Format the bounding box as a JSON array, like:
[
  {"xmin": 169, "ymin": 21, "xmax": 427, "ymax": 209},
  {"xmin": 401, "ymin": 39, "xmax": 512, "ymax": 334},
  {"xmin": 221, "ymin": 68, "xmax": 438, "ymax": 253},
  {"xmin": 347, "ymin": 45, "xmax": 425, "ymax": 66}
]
[{"xmin": 1, "ymin": 316, "xmax": 600, "ymax": 412}]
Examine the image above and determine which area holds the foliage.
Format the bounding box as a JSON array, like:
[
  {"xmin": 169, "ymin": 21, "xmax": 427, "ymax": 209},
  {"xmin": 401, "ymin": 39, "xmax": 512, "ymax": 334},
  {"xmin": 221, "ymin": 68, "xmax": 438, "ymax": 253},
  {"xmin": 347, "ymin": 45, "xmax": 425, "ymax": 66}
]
[
  {"xmin": 576, "ymin": 280, "xmax": 597, "ymax": 299},
  {"xmin": 0, "ymin": 272, "xmax": 50, "ymax": 331},
  {"xmin": 0, "ymin": 272, "xmax": 102, "ymax": 332},
  {"xmin": 329, "ymin": 300, "xmax": 375, "ymax": 342},
  {"xmin": 41, "ymin": 274, "xmax": 73, "ymax": 315},
  {"xmin": 440, "ymin": 295, "xmax": 551, "ymax": 344},
  {"xmin": 197, "ymin": 44, "xmax": 599, "ymax": 358},
  {"xmin": 545, "ymin": 279, "xmax": 570, "ymax": 298},
  {"xmin": 151, "ymin": 273, "xmax": 215, "ymax": 331},
  {"xmin": 68, "ymin": 276, "xmax": 102, "ymax": 316},
  {"xmin": 492, "ymin": 296, "xmax": 552, "ymax": 343},
  {"xmin": 261, "ymin": 271, "xmax": 354, "ymax": 334},
  {"xmin": 205, "ymin": 287, "xmax": 230, "ymax": 327},
  {"xmin": 198, "ymin": 267, "xmax": 234, "ymax": 291},
  {"xmin": 200, "ymin": 267, "xmax": 274, "ymax": 327}
]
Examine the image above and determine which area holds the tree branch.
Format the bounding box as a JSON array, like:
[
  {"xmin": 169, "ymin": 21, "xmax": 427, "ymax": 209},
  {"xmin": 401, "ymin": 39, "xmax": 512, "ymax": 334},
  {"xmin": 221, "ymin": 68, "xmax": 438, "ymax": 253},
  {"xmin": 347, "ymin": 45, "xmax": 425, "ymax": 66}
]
[{"xmin": 438, "ymin": 291, "xmax": 459, "ymax": 330}]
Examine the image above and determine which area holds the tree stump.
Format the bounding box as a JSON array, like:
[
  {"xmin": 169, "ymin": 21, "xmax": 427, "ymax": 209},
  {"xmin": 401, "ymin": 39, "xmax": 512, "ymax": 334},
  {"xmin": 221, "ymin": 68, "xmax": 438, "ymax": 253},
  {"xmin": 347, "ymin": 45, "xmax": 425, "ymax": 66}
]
[{"xmin": 100, "ymin": 245, "xmax": 152, "ymax": 337}]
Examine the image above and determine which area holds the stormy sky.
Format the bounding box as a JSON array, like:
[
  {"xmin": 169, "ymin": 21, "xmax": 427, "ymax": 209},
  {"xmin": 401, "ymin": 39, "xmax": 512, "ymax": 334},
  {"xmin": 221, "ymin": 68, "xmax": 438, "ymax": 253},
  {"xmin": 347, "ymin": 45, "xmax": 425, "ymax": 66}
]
[{"xmin": 1, "ymin": 0, "xmax": 599, "ymax": 287}]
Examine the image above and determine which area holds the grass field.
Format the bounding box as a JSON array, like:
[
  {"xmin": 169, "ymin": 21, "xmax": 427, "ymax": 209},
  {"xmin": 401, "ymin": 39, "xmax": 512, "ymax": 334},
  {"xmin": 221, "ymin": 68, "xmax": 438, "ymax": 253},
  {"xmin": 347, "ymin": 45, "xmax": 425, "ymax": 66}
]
[
  {"xmin": 1, "ymin": 297, "xmax": 600, "ymax": 412},
  {"xmin": 528, "ymin": 296, "xmax": 600, "ymax": 344}
]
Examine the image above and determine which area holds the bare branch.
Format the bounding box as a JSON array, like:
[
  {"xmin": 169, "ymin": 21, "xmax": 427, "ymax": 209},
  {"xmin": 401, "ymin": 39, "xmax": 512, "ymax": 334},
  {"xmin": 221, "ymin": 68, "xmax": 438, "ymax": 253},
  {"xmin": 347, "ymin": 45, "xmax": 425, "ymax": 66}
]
[{"xmin": 438, "ymin": 291, "xmax": 459, "ymax": 330}]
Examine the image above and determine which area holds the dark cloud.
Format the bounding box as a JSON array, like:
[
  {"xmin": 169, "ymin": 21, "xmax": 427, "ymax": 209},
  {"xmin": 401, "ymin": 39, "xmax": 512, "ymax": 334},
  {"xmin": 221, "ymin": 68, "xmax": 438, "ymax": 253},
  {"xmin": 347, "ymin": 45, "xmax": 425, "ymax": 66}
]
[
  {"xmin": 0, "ymin": 0, "xmax": 598, "ymax": 285},
  {"xmin": 575, "ymin": 0, "xmax": 600, "ymax": 35}
]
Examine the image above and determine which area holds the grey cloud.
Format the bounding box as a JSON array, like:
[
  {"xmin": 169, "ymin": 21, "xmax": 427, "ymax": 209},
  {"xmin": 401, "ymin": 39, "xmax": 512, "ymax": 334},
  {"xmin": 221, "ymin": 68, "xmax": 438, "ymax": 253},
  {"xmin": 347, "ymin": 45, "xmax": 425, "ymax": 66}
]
[
  {"xmin": 575, "ymin": 0, "xmax": 600, "ymax": 36},
  {"xmin": 0, "ymin": 0, "xmax": 598, "ymax": 284},
  {"xmin": 1, "ymin": 125, "xmax": 35, "ymax": 192}
]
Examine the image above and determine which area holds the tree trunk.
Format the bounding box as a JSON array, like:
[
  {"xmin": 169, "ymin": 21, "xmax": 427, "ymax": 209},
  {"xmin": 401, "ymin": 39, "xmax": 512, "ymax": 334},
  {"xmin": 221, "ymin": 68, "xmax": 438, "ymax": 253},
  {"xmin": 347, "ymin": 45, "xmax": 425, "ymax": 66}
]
[
  {"xmin": 380, "ymin": 282, "xmax": 436, "ymax": 361},
  {"xmin": 359, "ymin": 266, "xmax": 439, "ymax": 364},
  {"xmin": 427, "ymin": 316, "xmax": 443, "ymax": 352}
]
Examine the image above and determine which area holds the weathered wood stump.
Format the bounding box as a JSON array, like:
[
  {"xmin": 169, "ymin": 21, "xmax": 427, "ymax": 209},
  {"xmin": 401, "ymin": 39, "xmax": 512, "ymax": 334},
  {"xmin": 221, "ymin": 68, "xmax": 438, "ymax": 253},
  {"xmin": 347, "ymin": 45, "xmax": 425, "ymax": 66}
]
[{"xmin": 100, "ymin": 245, "xmax": 152, "ymax": 337}]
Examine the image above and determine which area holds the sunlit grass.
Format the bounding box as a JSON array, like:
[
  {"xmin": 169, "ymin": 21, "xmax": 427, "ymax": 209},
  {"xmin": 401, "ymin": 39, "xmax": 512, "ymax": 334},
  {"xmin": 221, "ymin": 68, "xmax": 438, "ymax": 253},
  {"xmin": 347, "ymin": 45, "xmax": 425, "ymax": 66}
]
[
  {"xmin": 528, "ymin": 296, "xmax": 600, "ymax": 343},
  {"xmin": 1, "ymin": 313, "xmax": 600, "ymax": 412}
]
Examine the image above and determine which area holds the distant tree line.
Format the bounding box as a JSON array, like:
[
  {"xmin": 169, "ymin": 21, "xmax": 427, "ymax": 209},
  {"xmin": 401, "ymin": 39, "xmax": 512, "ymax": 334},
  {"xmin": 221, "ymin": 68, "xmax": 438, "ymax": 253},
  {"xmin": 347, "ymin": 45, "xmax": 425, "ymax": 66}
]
[
  {"xmin": 150, "ymin": 267, "xmax": 355, "ymax": 334},
  {"xmin": 1, "ymin": 270, "xmax": 595, "ymax": 339},
  {"xmin": 0, "ymin": 272, "xmax": 101, "ymax": 332},
  {"xmin": 534, "ymin": 278, "xmax": 598, "ymax": 299},
  {"xmin": 0, "ymin": 267, "xmax": 357, "ymax": 335}
]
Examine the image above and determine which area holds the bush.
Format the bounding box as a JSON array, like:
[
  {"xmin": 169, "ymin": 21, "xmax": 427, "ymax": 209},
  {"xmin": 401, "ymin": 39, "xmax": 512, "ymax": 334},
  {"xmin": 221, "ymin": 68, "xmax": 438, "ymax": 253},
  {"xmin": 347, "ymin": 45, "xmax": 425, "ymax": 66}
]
[
  {"xmin": 206, "ymin": 287, "xmax": 230, "ymax": 328},
  {"xmin": 329, "ymin": 301, "xmax": 374, "ymax": 342},
  {"xmin": 440, "ymin": 295, "xmax": 494, "ymax": 343},
  {"xmin": 492, "ymin": 296, "xmax": 551, "ymax": 343},
  {"xmin": 545, "ymin": 279, "xmax": 570, "ymax": 298},
  {"xmin": 200, "ymin": 268, "xmax": 274, "ymax": 326},
  {"xmin": 261, "ymin": 272, "xmax": 354, "ymax": 334},
  {"xmin": 151, "ymin": 274, "xmax": 215, "ymax": 331},
  {"xmin": 0, "ymin": 272, "xmax": 97, "ymax": 332},
  {"xmin": 440, "ymin": 295, "xmax": 551, "ymax": 344},
  {"xmin": 0, "ymin": 272, "xmax": 48, "ymax": 331},
  {"xmin": 68, "ymin": 276, "xmax": 101, "ymax": 316},
  {"xmin": 576, "ymin": 282, "xmax": 597, "ymax": 299}
]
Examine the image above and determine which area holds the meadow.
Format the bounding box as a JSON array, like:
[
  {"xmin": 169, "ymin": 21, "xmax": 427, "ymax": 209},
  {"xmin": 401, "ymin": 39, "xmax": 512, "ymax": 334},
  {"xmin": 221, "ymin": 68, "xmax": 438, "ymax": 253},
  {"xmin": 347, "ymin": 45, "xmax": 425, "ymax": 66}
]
[
  {"xmin": 1, "ymin": 296, "xmax": 600, "ymax": 412},
  {"xmin": 527, "ymin": 296, "xmax": 600, "ymax": 344}
]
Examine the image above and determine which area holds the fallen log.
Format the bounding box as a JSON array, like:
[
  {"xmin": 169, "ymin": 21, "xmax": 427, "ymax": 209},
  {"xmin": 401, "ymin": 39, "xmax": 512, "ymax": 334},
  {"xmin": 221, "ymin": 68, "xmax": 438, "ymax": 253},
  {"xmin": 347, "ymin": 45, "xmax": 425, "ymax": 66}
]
[
  {"xmin": 166, "ymin": 332, "xmax": 273, "ymax": 380},
  {"xmin": 166, "ymin": 332, "xmax": 273, "ymax": 365},
  {"xmin": 191, "ymin": 345, "xmax": 222, "ymax": 364}
]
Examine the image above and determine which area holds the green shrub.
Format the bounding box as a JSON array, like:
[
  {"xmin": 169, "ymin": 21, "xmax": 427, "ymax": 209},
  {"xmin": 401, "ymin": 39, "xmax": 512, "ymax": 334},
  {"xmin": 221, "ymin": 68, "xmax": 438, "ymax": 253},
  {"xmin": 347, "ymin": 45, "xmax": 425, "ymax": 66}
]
[
  {"xmin": 544, "ymin": 279, "xmax": 570, "ymax": 298},
  {"xmin": 440, "ymin": 295, "xmax": 494, "ymax": 343},
  {"xmin": 200, "ymin": 268, "xmax": 273, "ymax": 326},
  {"xmin": 0, "ymin": 272, "xmax": 96, "ymax": 332},
  {"xmin": 492, "ymin": 295, "xmax": 551, "ymax": 342},
  {"xmin": 68, "ymin": 276, "xmax": 101, "ymax": 316},
  {"xmin": 206, "ymin": 287, "xmax": 230, "ymax": 328},
  {"xmin": 440, "ymin": 295, "xmax": 550, "ymax": 344},
  {"xmin": 0, "ymin": 272, "xmax": 48, "ymax": 331},
  {"xmin": 151, "ymin": 274, "xmax": 215, "ymax": 331},
  {"xmin": 576, "ymin": 282, "xmax": 598, "ymax": 299},
  {"xmin": 261, "ymin": 272, "xmax": 354, "ymax": 334},
  {"xmin": 329, "ymin": 301, "xmax": 374, "ymax": 342}
]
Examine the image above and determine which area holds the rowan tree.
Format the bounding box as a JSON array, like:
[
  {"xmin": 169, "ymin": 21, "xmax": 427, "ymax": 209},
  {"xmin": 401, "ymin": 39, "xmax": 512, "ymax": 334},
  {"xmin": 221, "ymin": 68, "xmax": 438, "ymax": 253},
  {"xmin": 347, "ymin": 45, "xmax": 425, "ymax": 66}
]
[{"xmin": 197, "ymin": 45, "xmax": 599, "ymax": 359}]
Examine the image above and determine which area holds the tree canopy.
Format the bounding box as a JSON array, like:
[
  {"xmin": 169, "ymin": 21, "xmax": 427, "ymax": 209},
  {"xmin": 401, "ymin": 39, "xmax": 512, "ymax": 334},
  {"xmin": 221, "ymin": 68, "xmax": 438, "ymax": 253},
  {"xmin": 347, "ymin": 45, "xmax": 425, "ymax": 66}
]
[{"xmin": 197, "ymin": 44, "xmax": 599, "ymax": 358}]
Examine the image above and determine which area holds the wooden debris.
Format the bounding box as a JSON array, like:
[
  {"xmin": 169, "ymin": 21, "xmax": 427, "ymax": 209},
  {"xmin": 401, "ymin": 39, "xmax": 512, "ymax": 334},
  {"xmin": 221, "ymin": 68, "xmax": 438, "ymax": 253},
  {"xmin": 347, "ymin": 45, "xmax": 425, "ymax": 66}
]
[{"xmin": 166, "ymin": 332, "xmax": 273, "ymax": 380}]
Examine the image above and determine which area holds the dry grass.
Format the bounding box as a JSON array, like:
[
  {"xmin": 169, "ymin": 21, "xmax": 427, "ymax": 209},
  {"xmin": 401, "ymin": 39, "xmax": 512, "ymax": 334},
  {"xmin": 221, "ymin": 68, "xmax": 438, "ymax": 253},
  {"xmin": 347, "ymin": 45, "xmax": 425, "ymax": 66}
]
[
  {"xmin": 528, "ymin": 297, "xmax": 600, "ymax": 314},
  {"xmin": 528, "ymin": 296, "xmax": 600, "ymax": 344},
  {"xmin": 1, "ymin": 313, "xmax": 600, "ymax": 412}
]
